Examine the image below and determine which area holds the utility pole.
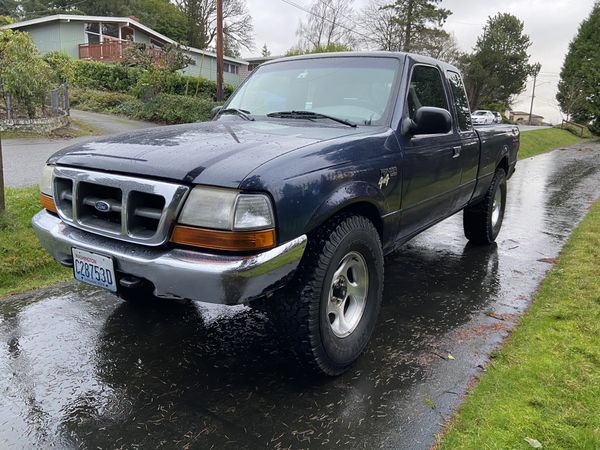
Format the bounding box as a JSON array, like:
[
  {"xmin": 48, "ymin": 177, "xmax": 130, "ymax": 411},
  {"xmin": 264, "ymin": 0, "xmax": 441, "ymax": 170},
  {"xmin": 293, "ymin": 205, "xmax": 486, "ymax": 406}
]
[
  {"xmin": 528, "ymin": 62, "xmax": 541, "ymax": 126},
  {"xmin": 216, "ymin": 0, "xmax": 224, "ymax": 102},
  {"xmin": 0, "ymin": 129, "xmax": 5, "ymax": 212}
]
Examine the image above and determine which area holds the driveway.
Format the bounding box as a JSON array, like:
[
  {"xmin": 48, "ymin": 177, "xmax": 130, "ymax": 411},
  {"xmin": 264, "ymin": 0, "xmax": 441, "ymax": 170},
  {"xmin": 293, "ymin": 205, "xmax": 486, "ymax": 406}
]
[
  {"xmin": 0, "ymin": 143, "xmax": 599, "ymax": 449},
  {"xmin": 1, "ymin": 110, "xmax": 158, "ymax": 188}
]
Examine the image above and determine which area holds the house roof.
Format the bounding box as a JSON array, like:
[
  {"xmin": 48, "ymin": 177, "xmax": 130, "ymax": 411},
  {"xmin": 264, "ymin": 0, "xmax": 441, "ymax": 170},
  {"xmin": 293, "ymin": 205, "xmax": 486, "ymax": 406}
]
[
  {"xmin": 0, "ymin": 14, "xmax": 248, "ymax": 65},
  {"xmin": 510, "ymin": 110, "xmax": 544, "ymax": 119},
  {"xmin": 245, "ymin": 55, "xmax": 283, "ymax": 63}
]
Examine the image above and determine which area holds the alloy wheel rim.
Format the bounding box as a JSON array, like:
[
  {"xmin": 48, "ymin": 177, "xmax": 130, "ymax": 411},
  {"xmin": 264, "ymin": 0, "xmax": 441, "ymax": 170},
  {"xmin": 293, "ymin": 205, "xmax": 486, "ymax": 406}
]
[
  {"xmin": 327, "ymin": 251, "xmax": 369, "ymax": 338},
  {"xmin": 491, "ymin": 187, "xmax": 503, "ymax": 228}
]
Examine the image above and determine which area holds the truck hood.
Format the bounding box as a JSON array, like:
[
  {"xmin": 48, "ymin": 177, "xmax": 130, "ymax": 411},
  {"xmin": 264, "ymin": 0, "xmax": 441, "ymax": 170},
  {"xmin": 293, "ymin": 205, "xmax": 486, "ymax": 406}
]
[{"xmin": 49, "ymin": 120, "xmax": 365, "ymax": 187}]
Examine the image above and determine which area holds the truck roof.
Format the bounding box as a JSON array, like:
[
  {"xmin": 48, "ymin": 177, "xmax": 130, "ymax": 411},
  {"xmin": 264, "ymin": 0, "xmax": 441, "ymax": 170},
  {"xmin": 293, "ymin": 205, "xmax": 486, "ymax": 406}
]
[{"xmin": 260, "ymin": 51, "xmax": 461, "ymax": 75}]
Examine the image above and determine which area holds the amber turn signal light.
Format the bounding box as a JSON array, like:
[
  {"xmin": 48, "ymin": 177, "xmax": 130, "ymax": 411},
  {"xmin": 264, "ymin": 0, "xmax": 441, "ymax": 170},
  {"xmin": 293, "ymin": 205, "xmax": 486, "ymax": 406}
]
[
  {"xmin": 40, "ymin": 193, "xmax": 58, "ymax": 213},
  {"xmin": 171, "ymin": 225, "xmax": 276, "ymax": 251}
]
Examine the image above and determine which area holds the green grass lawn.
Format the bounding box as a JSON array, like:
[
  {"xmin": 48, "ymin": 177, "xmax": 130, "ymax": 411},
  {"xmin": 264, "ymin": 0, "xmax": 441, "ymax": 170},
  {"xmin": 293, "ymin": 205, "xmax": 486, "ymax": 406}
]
[
  {"xmin": 518, "ymin": 127, "xmax": 593, "ymax": 160},
  {"xmin": 438, "ymin": 199, "xmax": 600, "ymax": 449},
  {"xmin": 0, "ymin": 187, "xmax": 70, "ymax": 298}
]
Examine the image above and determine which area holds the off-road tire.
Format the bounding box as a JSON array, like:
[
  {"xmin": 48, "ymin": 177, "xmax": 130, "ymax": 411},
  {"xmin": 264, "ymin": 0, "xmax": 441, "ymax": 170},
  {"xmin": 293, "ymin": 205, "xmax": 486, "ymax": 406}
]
[
  {"xmin": 463, "ymin": 168, "xmax": 507, "ymax": 244},
  {"xmin": 269, "ymin": 214, "xmax": 384, "ymax": 376}
]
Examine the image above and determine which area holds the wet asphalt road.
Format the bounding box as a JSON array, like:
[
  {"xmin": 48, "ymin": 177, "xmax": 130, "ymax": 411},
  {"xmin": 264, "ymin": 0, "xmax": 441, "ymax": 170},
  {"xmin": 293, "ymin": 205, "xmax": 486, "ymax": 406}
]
[
  {"xmin": 2, "ymin": 110, "xmax": 158, "ymax": 188},
  {"xmin": 1, "ymin": 144, "xmax": 599, "ymax": 449}
]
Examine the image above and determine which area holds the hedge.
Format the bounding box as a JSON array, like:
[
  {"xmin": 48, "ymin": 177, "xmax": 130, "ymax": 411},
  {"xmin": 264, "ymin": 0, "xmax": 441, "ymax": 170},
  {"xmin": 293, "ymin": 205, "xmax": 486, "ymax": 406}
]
[
  {"xmin": 73, "ymin": 60, "xmax": 143, "ymax": 93},
  {"xmin": 115, "ymin": 93, "xmax": 220, "ymax": 124},
  {"xmin": 70, "ymin": 87, "xmax": 136, "ymax": 113},
  {"xmin": 72, "ymin": 60, "xmax": 234, "ymax": 100},
  {"xmin": 69, "ymin": 87, "xmax": 219, "ymax": 124}
]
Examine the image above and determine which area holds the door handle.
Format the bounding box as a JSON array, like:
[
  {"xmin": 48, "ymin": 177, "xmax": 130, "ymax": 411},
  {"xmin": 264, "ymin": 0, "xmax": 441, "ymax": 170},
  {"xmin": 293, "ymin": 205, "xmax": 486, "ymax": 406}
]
[{"xmin": 452, "ymin": 146, "xmax": 462, "ymax": 158}]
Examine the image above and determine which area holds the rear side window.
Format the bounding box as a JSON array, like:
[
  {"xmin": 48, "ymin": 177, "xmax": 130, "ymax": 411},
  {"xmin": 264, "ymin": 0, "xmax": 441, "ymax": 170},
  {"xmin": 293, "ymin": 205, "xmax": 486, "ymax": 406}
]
[
  {"xmin": 447, "ymin": 71, "xmax": 472, "ymax": 131},
  {"xmin": 406, "ymin": 65, "xmax": 449, "ymax": 120}
]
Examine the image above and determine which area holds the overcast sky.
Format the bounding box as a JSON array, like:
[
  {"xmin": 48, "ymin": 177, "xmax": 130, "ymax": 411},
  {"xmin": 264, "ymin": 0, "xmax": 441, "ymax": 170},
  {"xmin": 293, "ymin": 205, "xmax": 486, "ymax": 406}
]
[{"xmin": 243, "ymin": 0, "xmax": 596, "ymax": 123}]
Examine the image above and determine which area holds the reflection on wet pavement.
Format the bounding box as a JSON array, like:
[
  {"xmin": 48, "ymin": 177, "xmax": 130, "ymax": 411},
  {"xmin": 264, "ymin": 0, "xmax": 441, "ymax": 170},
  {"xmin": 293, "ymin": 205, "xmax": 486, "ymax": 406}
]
[{"xmin": 1, "ymin": 145, "xmax": 599, "ymax": 449}]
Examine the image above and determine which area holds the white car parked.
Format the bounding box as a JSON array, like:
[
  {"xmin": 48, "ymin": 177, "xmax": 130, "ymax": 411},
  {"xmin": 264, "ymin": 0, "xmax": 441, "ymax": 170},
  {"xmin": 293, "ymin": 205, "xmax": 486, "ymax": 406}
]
[{"xmin": 472, "ymin": 110, "xmax": 496, "ymax": 125}]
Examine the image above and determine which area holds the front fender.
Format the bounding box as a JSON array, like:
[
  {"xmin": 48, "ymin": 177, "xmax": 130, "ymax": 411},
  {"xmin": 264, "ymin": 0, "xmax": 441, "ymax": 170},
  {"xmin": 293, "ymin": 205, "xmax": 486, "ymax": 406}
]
[{"xmin": 305, "ymin": 181, "xmax": 385, "ymax": 233}]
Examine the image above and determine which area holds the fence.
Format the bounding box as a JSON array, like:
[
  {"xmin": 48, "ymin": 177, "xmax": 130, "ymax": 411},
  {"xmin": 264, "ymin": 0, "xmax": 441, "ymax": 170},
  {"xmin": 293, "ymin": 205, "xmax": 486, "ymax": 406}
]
[
  {"xmin": 560, "ymin": 119, "xmax": 587, "ymax": 137},
  {"xmin": 1, "ymin": 84, "xmax": 70, "ymax": 133},
  {"xmin": 1, "ymin": 83, "xmax": 70, "ymax": 122}
]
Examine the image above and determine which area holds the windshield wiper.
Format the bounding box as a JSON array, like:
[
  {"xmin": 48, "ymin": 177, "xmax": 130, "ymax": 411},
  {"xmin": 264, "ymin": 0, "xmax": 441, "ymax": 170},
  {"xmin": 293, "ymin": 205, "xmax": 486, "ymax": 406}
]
[
  {"xmin": 219, "ymin": 108, "xmax": 255, "ymax": 121},
  {"xmin": 267, "ymin": 110, "xmax": 357, "ymax": 128}
]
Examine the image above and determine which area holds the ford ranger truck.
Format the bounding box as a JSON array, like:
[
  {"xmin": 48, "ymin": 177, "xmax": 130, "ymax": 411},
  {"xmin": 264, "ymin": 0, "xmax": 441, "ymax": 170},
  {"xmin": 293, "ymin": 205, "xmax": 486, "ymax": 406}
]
[{"xmin": 33, "ymin": 52, "xmax": 519, "ymax": 375}]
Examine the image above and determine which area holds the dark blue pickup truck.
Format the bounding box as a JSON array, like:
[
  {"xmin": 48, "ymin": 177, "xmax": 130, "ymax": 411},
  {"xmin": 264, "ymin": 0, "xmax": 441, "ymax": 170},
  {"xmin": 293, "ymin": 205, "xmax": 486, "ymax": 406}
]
[{"xmin": 33, "ymin": 52, "xmax": 519, "ymax": 375}]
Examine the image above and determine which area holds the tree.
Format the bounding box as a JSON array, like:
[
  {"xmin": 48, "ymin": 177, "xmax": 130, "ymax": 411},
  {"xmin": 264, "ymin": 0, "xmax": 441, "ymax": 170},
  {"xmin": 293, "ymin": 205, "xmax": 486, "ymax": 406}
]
[
  {"xmin": 174, "ymin": 0, "xmax": 254, "ymax": 55},
  {"xmin": 383, "ymin": 0, "xmax": 451, "ymax": 52},
  {"xmin": 0, "ymin": 29, "xmax": 51, "ymax": 118},
  {"xmin": 286, "ymin": 42, "xmax": 351, "ymax": 57},
  {"xmin": 461, "ymin": 13, "xmax": 531, "ymax": 110},
  {"xmin": 296, "ymin": 0, "xmax": 356, "ymax": 51},
  {"xmin": 0, "ymin": 0, "xmax": 18, "ymax": 17},
  {"xmin": 360, "ymin": 0, "xmax": 403, "ymax": 51},
  {"xmin": 557, "ymin": 2, "xmax": 600, "ymax": 132},
  {"xmin": 261, "ymin": 43, "xmax": 270, "ymax": 57},
  {"xmin": 130, "ymin": 0, "xmax": 190, "ymax": 43},
  {"xmin": 414, "ymin": 28, "xmax": 461, "ymax": 64}
]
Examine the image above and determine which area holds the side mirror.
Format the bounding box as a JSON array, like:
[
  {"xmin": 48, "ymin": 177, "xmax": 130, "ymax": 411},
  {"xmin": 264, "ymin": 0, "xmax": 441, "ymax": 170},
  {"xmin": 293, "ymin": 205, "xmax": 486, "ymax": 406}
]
[
  {"xmin": 211, "ymin": 106, "xmax": 223, "ymax": 119},
  {"xmin": 402, "ymin": 106, "xmax": 452, "ymax": 137}
]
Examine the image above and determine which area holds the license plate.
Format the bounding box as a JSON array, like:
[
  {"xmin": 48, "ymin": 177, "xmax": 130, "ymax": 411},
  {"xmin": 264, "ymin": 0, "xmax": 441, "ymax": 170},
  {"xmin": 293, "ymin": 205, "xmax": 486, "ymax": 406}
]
[{"xmin": 72, "ymin": 248, "xmax": 117, "ymax": 292}]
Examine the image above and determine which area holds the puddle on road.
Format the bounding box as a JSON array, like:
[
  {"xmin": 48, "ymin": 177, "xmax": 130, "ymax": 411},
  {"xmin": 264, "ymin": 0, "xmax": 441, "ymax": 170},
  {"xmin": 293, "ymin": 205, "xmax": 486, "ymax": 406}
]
[{"xmin": 1, "ymin": 147, "xmax": 599, "ymax": 449}]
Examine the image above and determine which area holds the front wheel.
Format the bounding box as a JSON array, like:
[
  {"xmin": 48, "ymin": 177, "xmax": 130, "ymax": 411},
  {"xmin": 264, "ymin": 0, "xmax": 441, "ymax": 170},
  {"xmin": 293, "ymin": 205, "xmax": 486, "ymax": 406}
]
[
  {"xmin": 463, "ymin": 168, "xmax": 507, "ymax": 244},
  {"xmin": 269, "ymin": 215, "xmax": 384, "ymax": 376}
]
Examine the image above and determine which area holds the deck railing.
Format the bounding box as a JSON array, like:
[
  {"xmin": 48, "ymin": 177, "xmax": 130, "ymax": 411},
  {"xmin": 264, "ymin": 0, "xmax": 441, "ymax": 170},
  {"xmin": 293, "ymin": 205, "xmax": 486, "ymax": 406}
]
[{"xmin": 79, "ymin": 42, "xmax": 164, "ymax": 62}]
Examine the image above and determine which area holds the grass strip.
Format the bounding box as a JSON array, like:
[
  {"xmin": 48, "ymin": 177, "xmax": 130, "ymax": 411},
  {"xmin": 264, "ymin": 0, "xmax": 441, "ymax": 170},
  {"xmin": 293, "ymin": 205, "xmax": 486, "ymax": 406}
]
[
  {"xmin": 438, "ymin": 199, "xmax": 600, "ymax": 449},
  {"xmin": 0, "ymin": 187, "xmax": 70, "ymax": 298},
  {"xmin": 518, "ymin": 127, "xmax": 592, "ymax": 160}
]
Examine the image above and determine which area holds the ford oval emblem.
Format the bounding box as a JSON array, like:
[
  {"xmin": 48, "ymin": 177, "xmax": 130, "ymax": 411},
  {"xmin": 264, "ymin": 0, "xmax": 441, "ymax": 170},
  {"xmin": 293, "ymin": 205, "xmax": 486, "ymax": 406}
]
[{"xmin": 94, "ymin": 200, "xmax": 111, "ymax": 213}]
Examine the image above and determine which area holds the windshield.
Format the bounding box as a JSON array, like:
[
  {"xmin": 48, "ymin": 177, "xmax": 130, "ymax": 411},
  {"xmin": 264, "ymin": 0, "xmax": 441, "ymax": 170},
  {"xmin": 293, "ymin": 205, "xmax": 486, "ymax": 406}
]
[
  {"xmin": 225, "ymin": 57, "xmax": 401, "ymax": 126},
  {"xmin": 473, "ymin": 111, "xmax": 487, "ymax": 116}
]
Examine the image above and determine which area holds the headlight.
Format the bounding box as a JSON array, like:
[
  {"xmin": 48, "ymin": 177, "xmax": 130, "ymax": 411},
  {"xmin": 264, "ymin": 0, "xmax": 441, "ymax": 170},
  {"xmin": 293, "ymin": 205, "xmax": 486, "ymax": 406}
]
[
  {"xmin": 178, "ymin": 186, "xmax": 275, "ymax": 231},
  {"xmin": 40, "ymin": 165, "xmax": 54, "ymax": 196},
  {"xmin": 173, "ymin": 186, "xmax": 276, "ymax": 251}
]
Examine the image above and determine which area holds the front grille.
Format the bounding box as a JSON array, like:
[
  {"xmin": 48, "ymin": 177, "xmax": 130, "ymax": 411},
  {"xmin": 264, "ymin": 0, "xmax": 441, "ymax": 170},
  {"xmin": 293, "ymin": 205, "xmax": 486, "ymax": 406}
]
[{"xmin": 52, "ymin": 167, "xmax": 189, "ymax": 246}]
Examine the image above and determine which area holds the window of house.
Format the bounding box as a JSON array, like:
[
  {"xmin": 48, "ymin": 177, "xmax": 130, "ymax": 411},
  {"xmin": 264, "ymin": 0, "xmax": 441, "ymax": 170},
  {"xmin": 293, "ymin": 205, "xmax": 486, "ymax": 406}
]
[
  {"xmin": 84, "ymin": 23, "xmax": 101, "ymax": 44},
  {"xmin": 224, "ymin": 63, "xmax": 239, "ymax": 74},
  {"xmin": 406, "ymin": 65, "xmax": 449, "ymax": 121},
  {"xmin": 101, "ymin": 23, "xmax": 119, "ymax": 40},
  {"xmin": 446, "ymin": 71, "xmax": 472, "ymax": 131},
  {"xmin": 84, "ymin": 22, "xmax": 126, "ymax": 44}
]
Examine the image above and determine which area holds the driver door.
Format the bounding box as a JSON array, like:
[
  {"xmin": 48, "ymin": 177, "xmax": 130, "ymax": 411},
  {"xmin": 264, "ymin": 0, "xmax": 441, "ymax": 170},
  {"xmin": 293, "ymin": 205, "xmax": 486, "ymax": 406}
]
[{"xmin": 397, "ymin": 64, "xmax": 463, "ymax": 240}]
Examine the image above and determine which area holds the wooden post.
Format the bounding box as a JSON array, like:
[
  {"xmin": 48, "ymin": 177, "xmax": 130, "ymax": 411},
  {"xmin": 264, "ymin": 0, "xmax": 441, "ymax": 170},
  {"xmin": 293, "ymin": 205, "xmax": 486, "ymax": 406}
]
[
  {"xmin": 528, "ymin": 63, "xmax": 541, "ymax": 126},
  {"xmin": 216, "ymin": 0, "xmax": 224, "ymax": 102},
  {"xmin": 0, "ymin": 130, "xmax": 5, "ymax": 213}
]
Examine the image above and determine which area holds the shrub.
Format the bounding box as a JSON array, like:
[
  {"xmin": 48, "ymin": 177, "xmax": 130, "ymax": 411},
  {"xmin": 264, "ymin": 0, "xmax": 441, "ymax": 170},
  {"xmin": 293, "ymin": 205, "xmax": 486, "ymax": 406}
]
[
  {"xmin": 115, "ymin": 93, "xmax": 219, "ymax": 124},
  {"xmin": 43, "ymin": 51, "xmax": 74, "ymax": 84},
  {"xmin": 0, "ymin": 29, "xmax": 51, "ymax": 118},
  {"xmin": 133, "ymin": 69, "xmax": 235, "ymax": 100},
  {"xmin": 70, "ymin": 87, "xmax": 135, "ymax": 113},
  {"xmin": 72, "ymin": 60, "xmax": 144, "ymax": 93},
  {"xmin": 72, "ymin": 59, "xmax": 234, "ymax": 100}
]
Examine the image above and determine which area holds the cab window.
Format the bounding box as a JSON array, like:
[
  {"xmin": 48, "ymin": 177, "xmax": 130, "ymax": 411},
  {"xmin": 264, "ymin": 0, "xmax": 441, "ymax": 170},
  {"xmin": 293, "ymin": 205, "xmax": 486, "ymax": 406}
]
[
  {"xmin": 406, "ymin": 65, "xmax": 449, "ymax": 121},
  {"xmin": 447, "ymin": 71, "xmax": 472, "ymax": 131}
]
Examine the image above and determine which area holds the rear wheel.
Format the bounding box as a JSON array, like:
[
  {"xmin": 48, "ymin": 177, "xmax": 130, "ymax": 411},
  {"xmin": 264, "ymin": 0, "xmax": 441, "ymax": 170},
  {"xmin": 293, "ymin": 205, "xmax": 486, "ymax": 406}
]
[
  {"xmin": 464, "ymin": 168, "xmax": 507, "ymax": 244},
  {"xmin": 268, "ymin": 214, "xmax": 384, "ymax": 376}
]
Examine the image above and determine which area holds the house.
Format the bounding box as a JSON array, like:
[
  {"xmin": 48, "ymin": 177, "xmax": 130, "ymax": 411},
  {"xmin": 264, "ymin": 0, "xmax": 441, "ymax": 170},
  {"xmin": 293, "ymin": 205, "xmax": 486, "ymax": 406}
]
[
  {"xmin": 508, "ymin": 110, "xmax": 545, "ymax": 126},
  {"xmin": 241, "ymin": 55, "xmax": 282, "ymax": 79},
  {"xmin": 0, "ymin": 14, "xmax": 248, "ymax": 85}
]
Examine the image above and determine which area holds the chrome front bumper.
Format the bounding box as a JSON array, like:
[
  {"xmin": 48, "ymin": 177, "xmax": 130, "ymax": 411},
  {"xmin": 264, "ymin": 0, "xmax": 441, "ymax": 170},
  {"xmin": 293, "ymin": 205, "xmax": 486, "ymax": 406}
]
[{"xmin": 32, "ymin": 210, "xmax": 307, "ymax": 305}]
